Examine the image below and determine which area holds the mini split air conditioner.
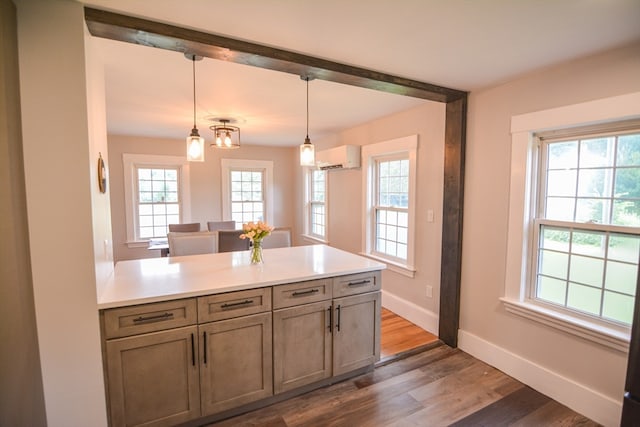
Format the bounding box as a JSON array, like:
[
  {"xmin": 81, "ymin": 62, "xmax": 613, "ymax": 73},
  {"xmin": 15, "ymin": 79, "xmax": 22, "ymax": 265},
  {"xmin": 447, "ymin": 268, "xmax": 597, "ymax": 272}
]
[{"xmin": 315, "ymin": 145, "xmax": 361, "ymax": 170}]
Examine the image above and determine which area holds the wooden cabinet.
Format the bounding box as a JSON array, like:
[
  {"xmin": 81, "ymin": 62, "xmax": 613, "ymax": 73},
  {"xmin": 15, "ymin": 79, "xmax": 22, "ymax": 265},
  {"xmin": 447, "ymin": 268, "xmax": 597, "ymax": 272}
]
[
  {"xmin": 199, "ymin": 311, "xmax": 273, "ymax": 415},
  {"xmin": 273, "ymin": 271, "xmax": 381, "ymax": 393},
  {"xmin": 273, "ymin": 300, "xmax": 333, "ymax": 393},
  {"xmin": 103, "ymin": 299, "xmax": 200, "ymax": 427},
  {"xmin": 101, "ymin": 270, "xmax": 381, "ymax": 426},
  {"xmin": 332, "ymin": 291, "xmax": 381, "ymax": 376}
]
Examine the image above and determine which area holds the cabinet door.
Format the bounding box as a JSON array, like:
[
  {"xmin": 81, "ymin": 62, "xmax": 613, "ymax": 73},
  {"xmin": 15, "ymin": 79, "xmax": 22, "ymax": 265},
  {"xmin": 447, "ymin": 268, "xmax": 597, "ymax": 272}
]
[
  {"xmin": 105, "ymin": 326, "xmax": 200, "ymax": 427},
  {"xmin": 199, "ymin": 312, "xmax": 273, "ymax": 415},
  {"xmin": 273, "ymin": 301, "xmax": 332, "ymax": 393},
  {"xmin": 333, "ymin": 292, "xmax": 381, "ymax": 376}
]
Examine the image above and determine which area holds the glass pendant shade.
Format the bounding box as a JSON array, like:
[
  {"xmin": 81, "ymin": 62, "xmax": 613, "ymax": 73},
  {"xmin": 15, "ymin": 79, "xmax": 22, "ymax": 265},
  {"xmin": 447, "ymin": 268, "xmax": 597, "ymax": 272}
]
[
  {"xmin": 300, "ymin": 137, "xmax": 315, "ymax": 166},
  {"xmin": 186, "ymin": 130, "xmax": 205, "ymax": 162}
]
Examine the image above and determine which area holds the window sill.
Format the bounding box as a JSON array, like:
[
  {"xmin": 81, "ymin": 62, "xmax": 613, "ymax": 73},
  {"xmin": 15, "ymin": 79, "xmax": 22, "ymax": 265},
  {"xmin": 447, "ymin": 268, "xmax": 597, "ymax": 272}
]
[
  {"xmin": 359, "ymin": 252, "xmax": 415, "ymax": 278},
  {"xmin": 500, "ymin": 298, "xmax": 630, "ymax": 353},
  {"xmin": 126, "ymin": 240, "xmax": 152, "ymax": 249},
  {"xmin": 301, "ymin": 234, "xmax": 328, "ymax": 245}
]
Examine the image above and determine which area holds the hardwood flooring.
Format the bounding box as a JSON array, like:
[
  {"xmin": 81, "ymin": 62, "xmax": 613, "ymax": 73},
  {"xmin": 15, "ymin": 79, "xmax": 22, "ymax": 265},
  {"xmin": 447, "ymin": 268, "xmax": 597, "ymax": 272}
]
[
  {"xmin": 380, "ymin": 308, "xmax": 439, "ymax": 360},
  {"xmin": 206, "ymin": 343, "xmax": 598, "ymax": 427}
]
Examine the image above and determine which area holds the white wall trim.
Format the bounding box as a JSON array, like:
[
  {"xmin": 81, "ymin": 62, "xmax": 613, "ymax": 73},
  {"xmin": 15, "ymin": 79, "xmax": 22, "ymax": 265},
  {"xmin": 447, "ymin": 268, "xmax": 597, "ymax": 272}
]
[
  {"xmin": 458, "ymin": 329, "xmax": 622, "ymax": 427},
  {"xmin": 381, "ymin": 289, "xmax": 438, "ymax": 335}
]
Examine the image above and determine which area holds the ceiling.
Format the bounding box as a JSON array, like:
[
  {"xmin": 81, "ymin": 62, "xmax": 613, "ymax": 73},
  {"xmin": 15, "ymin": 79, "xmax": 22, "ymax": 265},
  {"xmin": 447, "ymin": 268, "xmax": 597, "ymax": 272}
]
[{"xmin": 82, "ymin": 0, "xmax": 640, "ymax": 147}]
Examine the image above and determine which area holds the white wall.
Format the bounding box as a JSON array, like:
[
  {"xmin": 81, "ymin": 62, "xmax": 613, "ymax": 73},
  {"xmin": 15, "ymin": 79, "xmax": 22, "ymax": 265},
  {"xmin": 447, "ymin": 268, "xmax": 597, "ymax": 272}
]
[
  {"xmin": 16, "ymin": 0, "xmax": 108, "ymax": 425},
  {"xmin": 296, "ymin": 101, "xmax": 446, "ymax": 333},
  {"xmin": 108, "ymin": 134, "xmax": 297, "ymax": 261},
  {"xmin": 459, "ymin": 42, "xmax": 640, "ymax": 426}
]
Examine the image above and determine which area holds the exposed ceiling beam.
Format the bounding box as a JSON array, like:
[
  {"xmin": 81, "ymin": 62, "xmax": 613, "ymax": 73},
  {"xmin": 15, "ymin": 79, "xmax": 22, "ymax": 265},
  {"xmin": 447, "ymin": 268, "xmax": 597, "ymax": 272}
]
[{"xmin": 84, "ymin": 7, "xmax": 466, "ymax": 103}]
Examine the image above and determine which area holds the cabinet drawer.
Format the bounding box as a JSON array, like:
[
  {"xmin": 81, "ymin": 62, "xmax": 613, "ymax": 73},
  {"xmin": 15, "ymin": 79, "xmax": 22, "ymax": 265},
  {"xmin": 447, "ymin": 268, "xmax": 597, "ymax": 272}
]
[
  {"xmin": 273, "ymin": 279, "xmax": 332, "ymax": 309},
  {"xmin": 332, "ymin": 271, "xmax": 381, "ymax": 298},
  {"xmin": 198, "ymin": 288, "xmax": 271, "ymax": 322},
  {"xmin": 103, "ymin": 298, "xmax": 197, "ymax": 339}
]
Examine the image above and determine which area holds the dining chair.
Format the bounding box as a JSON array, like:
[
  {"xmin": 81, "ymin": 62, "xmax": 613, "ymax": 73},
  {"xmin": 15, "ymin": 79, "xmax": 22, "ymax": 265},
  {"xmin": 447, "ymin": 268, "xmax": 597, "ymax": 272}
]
[
  {"xmin": 207, "ymin": 220, "xmax": 236, "ymax": 231},
  {"xmin": 262, "ymin": 227, "xmax": 292, "ymax": 249},
  {"xmin": 168, "ymin": 222, "xmax": 201, "ymax": 232},
  {"xmin": 217, "ymin": 229, "xmax": 250, "ymax": 253},
  {"xmin": 167, "ymin": 231, "xmax": 217, "ymax": 256}
]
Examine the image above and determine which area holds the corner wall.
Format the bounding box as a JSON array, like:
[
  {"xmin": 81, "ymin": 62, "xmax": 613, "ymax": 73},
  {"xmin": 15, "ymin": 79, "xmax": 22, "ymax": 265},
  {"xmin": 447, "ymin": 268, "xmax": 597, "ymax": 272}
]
[
  {"xmin": 0, "ymin": 0, "xmax": 46, "ymax": 424},
  {"xmin": 460, "ymin": 42, "xmax": 640, "ymax": 426},
  {"xmin": 16, "ymin": 0, "xmax": 108, "ymax": 425}
]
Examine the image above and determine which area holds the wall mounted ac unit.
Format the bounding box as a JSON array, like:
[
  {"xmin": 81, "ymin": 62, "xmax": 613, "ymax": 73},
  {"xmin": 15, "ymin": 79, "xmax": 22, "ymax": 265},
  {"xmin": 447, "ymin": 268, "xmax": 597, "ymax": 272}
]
[{"xmin": 316, "ymin": 145, "xmax": 361, "ymax": 170}]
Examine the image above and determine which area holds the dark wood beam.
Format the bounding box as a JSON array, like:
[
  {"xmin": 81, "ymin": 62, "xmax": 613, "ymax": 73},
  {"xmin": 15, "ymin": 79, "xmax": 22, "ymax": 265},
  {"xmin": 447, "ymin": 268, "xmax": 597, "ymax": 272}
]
[
  {"xmin": 439, "ymin": 96, "xmax": 467, "ymax": 347},
  {"xmin": 84, "ymin": 6, "xmax": 468, "ymax": 348},
  {"xmin": 84, "ymin": 7, "xmax": 466, "ymax": 103}
]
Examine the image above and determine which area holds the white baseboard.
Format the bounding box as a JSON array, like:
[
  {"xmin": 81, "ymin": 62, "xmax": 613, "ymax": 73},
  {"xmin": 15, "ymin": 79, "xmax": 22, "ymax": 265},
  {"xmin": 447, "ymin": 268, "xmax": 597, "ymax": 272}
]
[
  {"xmin": 381, "ymin": 290, "xmax": 439, "ymax": 335},
  {"xmin": 458, "ymin": 329, "xmax": 622, "ymax": 427}
]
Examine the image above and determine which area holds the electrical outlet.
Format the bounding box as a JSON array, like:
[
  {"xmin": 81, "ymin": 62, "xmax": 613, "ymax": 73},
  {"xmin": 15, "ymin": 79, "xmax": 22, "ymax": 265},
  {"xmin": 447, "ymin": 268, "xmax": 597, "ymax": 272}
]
[
  {"xmin": 426, "ymin": 285, "xmax": 433, "ymax": 298},
  {"xmin": 427, "ymin": 210, "xmax": 434, "ymax": 222}
]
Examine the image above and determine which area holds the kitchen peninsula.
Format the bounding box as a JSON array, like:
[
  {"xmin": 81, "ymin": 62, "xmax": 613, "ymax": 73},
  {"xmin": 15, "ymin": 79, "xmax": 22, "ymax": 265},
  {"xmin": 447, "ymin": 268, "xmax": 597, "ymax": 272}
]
[{"xmin": 98, "ymin": 244, "xmax": 385, "ymax": 427}]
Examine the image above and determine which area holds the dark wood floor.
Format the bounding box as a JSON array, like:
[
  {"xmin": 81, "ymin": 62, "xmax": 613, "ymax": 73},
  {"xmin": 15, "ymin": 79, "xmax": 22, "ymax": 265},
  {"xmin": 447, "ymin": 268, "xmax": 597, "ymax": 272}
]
[{"xmin": 207, "ymin": 343, "xmax": 598, "ymax": 426}]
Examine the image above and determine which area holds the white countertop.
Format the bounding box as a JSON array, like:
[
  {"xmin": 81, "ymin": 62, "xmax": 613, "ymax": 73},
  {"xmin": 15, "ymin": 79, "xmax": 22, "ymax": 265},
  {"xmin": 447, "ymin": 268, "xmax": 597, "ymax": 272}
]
[{"xmin": 98, "ymin": 244, "xmax": 386, "ymax": 309}]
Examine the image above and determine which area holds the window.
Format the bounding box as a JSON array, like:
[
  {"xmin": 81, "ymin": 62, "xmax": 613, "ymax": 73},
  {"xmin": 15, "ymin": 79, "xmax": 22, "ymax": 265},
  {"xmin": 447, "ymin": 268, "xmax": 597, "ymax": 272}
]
[
  {"xmin": 123, "ymin": 154, "xmax": 191, "ymax": 245},
  {"xmin": 136, "ymin": 167, "xmax": 180, "ymax": 239},
  {"xmin": 305, "ymin": 169, "xmax": 327, "ymax": 240},
  {"xmin": 504, "ymin": 92, "xmax": 640, "ymax": 351},
  {"xmin": 221, "ymin": 159, "xmax": 273, "ymax": 225},
  {"xmin": 362, "ymin": 135, "xmax": 417, "ymax": 277},
  {"xmin": 534, "ymin": 129, "xmax": 640, "ymax": 326},
  {"xmin": 375, "ymin": 157, "xmax": 409, "ymax": 259}
]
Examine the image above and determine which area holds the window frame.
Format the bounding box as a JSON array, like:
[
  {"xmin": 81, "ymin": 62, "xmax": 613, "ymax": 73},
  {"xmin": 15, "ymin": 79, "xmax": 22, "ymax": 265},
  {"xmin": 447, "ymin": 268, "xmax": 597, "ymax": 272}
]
[
  {"xmin": 123, "ymin": 153, "xmax": 192, "ymax": 246},
  {"xmin": 361, "ymin": 135, "xmax": 418, "ymax": 277},
  {"xmin": 221, "ymin": 159, "xmax": 273, "ymax": 226},
  {"xmin": 303, "ymin": 168, "xmax": 328, "ymax": 243},
  {"xmin": 503, "ymin": 92, "xmax": 640, "ymax": 352}
]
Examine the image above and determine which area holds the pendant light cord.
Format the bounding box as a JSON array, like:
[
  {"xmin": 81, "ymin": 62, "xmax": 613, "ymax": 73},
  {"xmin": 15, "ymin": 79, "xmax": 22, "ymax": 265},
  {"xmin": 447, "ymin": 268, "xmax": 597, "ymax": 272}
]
[
  {"xmin": 305, "ymin": 77, "xmax": 309, "ymax": 140},
  {"xmin": 192, "ymin": 55, "xmax": 197, "ymax": 129}
]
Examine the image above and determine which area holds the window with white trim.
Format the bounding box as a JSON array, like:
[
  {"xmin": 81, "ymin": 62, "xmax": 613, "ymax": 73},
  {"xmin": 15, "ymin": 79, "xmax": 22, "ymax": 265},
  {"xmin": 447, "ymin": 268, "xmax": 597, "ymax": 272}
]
[
  {"xmin": 362, "ymin": 135, "xmax": 417, "ymax": 277},
  {"xmin": 123, "ymin": 154, "xmax": 191, "ymax": 245},
  {"xmin": 533, "ymin": 127, "xmax": 640, "ymax": 326},
  {"xmin": 221, "ymin": 159, "xmax": 273, "ymax": 225},
  {"xmin": 136, "ymin": 167, "xmax": 180, "ymax": 238},
  {"xmin": 504, "ymin": 93, "xmax": 640, "ymax": 351},
  {"xmin": 305, "ymin": 168, "xmax": 327, "ymax": 240}
]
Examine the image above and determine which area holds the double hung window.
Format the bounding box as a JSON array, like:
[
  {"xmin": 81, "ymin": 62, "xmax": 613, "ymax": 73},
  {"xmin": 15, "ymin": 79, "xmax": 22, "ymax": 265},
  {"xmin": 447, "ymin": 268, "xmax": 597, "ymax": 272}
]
[
  {"xmin": 306, "ymin": 169, "xmax": 327, "ymax": 240},
  {"xmin": 221, "ymin": 159, "xmax": 273, "ymax": 225},
  {"xmin": 533, "ymin": 127, "xmax": 640, "ymax": 326},
  {"xmin": 362, "ymin": 135, "xmax": 417, "ymax": 276},
  {"xmin": 123, "ymin": 154, "xmax": 191, "ymax": 245}
]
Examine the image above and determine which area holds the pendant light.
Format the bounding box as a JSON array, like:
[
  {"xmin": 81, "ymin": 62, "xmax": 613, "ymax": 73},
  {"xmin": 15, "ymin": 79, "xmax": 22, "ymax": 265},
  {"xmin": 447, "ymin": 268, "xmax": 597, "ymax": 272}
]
[
  {"xmin": 186, "ymin": 53, "xmax": 205, "ymax": 162},
  {"xmin": 299, "ymin": 76, "xmax": 315, "ymax": 166}
]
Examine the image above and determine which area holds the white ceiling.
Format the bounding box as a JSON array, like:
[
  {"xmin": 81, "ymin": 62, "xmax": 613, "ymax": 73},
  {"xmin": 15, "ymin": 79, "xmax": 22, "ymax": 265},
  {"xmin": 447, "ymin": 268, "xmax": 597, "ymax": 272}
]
[{"xmin": 82, "ymin": 0, "xmax": 640, "ymax": 147}]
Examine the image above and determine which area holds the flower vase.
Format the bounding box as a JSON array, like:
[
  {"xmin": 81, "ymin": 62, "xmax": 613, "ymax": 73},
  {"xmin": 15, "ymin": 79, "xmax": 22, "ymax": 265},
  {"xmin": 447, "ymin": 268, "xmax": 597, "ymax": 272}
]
[{"xmin": 250, "ymin": 240, "xmax": 264, "ymax": 264}]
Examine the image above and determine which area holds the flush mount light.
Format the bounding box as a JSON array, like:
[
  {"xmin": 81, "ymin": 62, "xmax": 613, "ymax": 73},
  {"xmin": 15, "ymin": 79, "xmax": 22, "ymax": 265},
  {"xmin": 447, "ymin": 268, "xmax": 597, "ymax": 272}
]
[
  {"xmin": 185, "ymin": 53, "xmax": 205, "ymax": 162},
  {"xmin": 299, "ymin": 75, "xmax": 315, "ymax": 166},
  {"xmin": 209, "ymin": 118, "xmax": 241, "ymax": 149}
]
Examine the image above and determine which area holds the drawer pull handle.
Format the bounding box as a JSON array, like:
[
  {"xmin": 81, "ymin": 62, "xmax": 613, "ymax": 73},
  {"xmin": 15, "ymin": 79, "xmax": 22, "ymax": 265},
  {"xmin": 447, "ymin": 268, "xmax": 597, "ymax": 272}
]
[
  {"xmin": 132, "ymin": 312, "xmax": 174, "ymax": 323},
  {"xmin": 347, "ymin": 279, "xmax": 370, "ymax": 287},
  {"xmin": 221, "ymin": 299, "xmax": 254, "ymax": 309},
  {"xmin": 327, "ymin": 307, "xmax": 332, "ymax": 332},
  {"xmin": 336, "ymin": 305, "xmax": 341, "ymax": 332},
  {"xmin": 292, "ymin": 289, "xmax": 319, "ymax": 297}
]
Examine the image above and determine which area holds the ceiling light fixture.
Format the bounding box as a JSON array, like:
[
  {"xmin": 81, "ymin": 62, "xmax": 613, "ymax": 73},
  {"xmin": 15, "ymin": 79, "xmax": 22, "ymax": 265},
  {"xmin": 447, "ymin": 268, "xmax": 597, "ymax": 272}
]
[
  {"xmin": 299, "ymin": 76, "xmax": 315, "ymax": 166},
  {"xmin": 185, "ymin": 53, "xmax": 205, "ymax": 162},
  {"xmin": 210, "ymin": 118, "xmax": 241, "ymax": 149}
]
